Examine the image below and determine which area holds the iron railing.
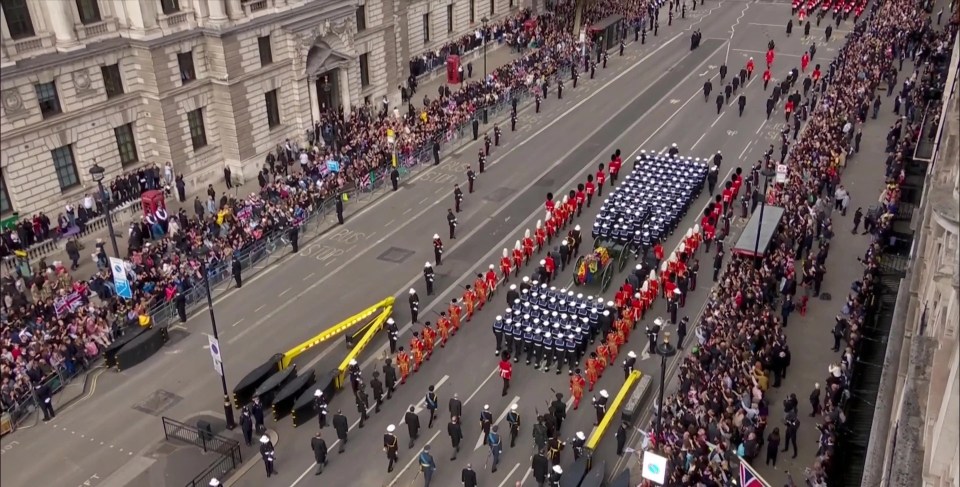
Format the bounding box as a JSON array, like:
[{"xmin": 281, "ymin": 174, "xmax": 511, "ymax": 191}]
[
  {"xmin": 160, "ymin": 416, "xmax": 243, "ymax": 487},
  {"xmin": 186, "ymin": 444, "xmax": 243, "ymax": 487}
]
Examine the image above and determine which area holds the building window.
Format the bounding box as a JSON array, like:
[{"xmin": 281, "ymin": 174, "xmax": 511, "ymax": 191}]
[
  {"xmin": 422, "ymin": 13, "xmax": 430, "ymax": 43},
  {"xmin": 187, "ymin": 108, "xmax": 207, "ymax": 150},
  {"xmin": 264, "ymin": 89, "xmax": 281, "ymax": 128},
  {"xmin": 359, "ymin": 53, "xmax": 370, "ymax": 87},
  {"xmin": 258, "ymin": 35, "xmax": 273, "ymax": 66},
  {"xmin": 51, "ymin": 145, "xmax": 80, "ymax": 191},
  {"xmin": 2, "ymin": 0, "xmax": 35, "ymax": 39},
  {"xmin": 447, "ymin": 5, "xmax": 453, "ymax": 33},
  {"xmin": 75, "ymin": 0, "xmax": 102, "ymax": 24},
  {"xmin": 114, "ymin": 123, "xmax": 139, "ymax": 166},
  {"xmin": 469, "ymin": 0, "xmax": 475, "ymax": 22},
  {"xmin": 35, "ymin": 82, "xmax": 62, "ymax": 119},
  {"xmin": 159, "ymin": 0, "xmax": 180, "ymax": 15},
  {"xmin": 102, "ymin": 64, "xmax": 124, "ymax": 98},
  {"xmin": 356, "ymin": 5, "xmax": 366, "ymax": 32},
  {"xmin": 489, "ymin": 0, "xmax": 494, "ymax": 14},
  {"xmin": 0, "ymin": 174, "xmax": 12, "ymax": 216},
  {"xmin": 178, "ymin": 51, "xmax": 196, "ymax": 83}
]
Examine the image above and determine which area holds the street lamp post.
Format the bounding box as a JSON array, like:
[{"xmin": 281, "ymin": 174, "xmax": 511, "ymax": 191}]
[
  {"xmin": 196, "ymin": 255, "xmax": 237, "ymax": 429},
  {"xmin": 654, "ymin": 331, "xmax": 677, "ymax": 448},
  {"xmin": 88, "ymin": 163, "xmax": 120, "ymax": 258},
  {"xmin": 751, "ymin": 167, "xmax": 777, "ymax": 268},
  {"xmin": 482, "ymin": 16, "xmax": 489, "ymax": 124}
]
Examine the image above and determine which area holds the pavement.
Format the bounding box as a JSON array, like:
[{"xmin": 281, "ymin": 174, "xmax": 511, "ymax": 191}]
[{"xmin": 0, "ymin": 2, "xmax": 898, "ymax": 487}]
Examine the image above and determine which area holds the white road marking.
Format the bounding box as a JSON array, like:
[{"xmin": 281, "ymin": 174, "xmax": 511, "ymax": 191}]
[
  {"xmin": 255, "ymin": 305, "xmax": 265, "ymax": 312},
  {"xmin": 691, "ymin": 131, "xmax": 710, "ymax": 151},
  {"xmin": 279, "ymin": 288, "xmax": 291, "ymax": 297},
  {"xmin": 288, "ymin": 368, "xmax": 499, "ymax": 487},
  {"xmin": 399, "ymin": 375, "xmax": 450, "ymax": 424},
  {"xmin": 474, "ymin": 396, "xmax": 519, "ymax": 451},
  {"xmin": 756, "ymin": 119, "xmax": 768, "ymax": 134},
  {"xmin": 739, "ymin": 141, "xmax": 754, "ymax": 159},
  {"xmin": 496, "ymin": 463, "xmax": 522, "ymax": 487},
  {"xmin": 231, "ymin": 319, "xmax": 244, "ymax": 328},
  {"xmin": 726, "ymin": 4, "xmax": 751, "ymax": 64},
  {"xmin": 403, "ymin": 208, "xmax": 412, "ymax": 215},
  {"xmin": 520, "ymin": 467, "xmax": 534, "ymax": 485},
  {"xmin": 302, "ymin": 272, "xmax": 315, "ymax": 282},
  {"xmin": 710, "ymin": 113, "xmax": 724, "ymax": 128},
  {"xmin": 733, "ymin": 48, "xmax": 802, "ymax": 57}
]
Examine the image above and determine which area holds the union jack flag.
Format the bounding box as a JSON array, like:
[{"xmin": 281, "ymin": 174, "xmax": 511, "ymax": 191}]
[{"xmin": 739, "ymin": 460, "xmax": 768, "ymax": 487}]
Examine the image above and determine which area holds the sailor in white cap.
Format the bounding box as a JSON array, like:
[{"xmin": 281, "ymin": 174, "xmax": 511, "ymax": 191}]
[
  {"xmin": 409, "ymin": 288, "xmax": 420, "ymax": 323},
  {"xmin": 259, "ymin": 434, "xmax": 276, "ymax": 477},
  {"xmin": 506, "ymin": 403, "xmax": 521, "ymax": 447},
  {"xmin": 623, "ymin": 350, "xmax": 637, "ymax": 379},
  {"xmin": 592, "ymin": 390, "xmax": 609, "ymax": 426},
  {"xmin": 424, "ymin": 261, "xmax": 435, "ymax": 295},
  {"xmin": 433, "ymin": 233, "xmax": 443, "ymax": 265},
  {"xmin": 668, "ymin": 142, "xmax": 680, "ymax": 157},
  {"xmin": 480, "ymin": 405, "xmax": 494, "ymax": 444},
  {"xmin": 549, "ymin": 464, "xmax": 564, "ymax": 485},
  {"xmin": 314, "ymin": 389, "xmax": 329, "ymax": 428},
  {"xmin": 569, "ymin": 224, "xmax": 583, "ymax": 256},
  {"xmin": 384, "ymin": 425, "xmax": 399, "ymax": 472},
  {"xmin": 572, "ymin": 431, "xmax": 587, "ymax": 459}
]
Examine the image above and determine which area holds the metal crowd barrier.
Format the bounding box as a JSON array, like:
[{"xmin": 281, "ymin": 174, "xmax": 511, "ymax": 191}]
[
  {"xmin": 1, "ymin": 199, "xmax": 143, "ymax": 272},
  {"xmin": 2, "ymin": 366, "xmax": 84, "ymax": 430}
]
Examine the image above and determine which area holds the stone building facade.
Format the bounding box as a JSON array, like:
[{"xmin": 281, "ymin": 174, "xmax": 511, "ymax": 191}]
[
  {"xmin": 0, "ymin": 0, "xmax": 523, "ymax": 219},
  {"xmin": 865, "ymin": 38, "xmax": 959, "ymax": 487}
]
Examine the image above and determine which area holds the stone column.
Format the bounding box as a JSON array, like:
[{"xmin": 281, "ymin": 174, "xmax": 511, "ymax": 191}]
[
  {"xmin": 308, "ymin": 76, "xmax": 320, "ymax": 126},
  {"xmin": 338, "ymin": 65, "xmax": 352, "ymax": 112},
  {"xmin": 47, "ymin": 0, "xmax": 80, "ymax": 49},
  {"xmin": 226, "ymin": 0, "xmax": 243, "ymax": 20},
  {"xmin": 207, "ymin": 0, "xmax": 228, "ymax": 23}
]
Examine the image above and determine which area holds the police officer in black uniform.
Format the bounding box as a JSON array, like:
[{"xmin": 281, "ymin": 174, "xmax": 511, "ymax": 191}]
[
  {"xmin": 314, "ymin": 389, "xmax": 329, "ymax": 428},
  {"xmin": 391, "ymin": 166, "xmax": 400, "ymax": 191},
  {"xmin": 409, "ymin": 288, "xmax": 420, "ymax": 323},
  {"xmin": 494, "ymin": 124, "xmax": 502, "ymax": 146},
  {"xmin": 454, "ymin": 183, "xmax": 464, "ymax": 212},
  {"xmin": 383, "ymin": 357, "xmax": 398, "ymax": 399},
  {"xmin": 467, "ymin": 166, "xmax": 477, "ymax": 193},
  {"xmin": 447, "ymin": 209, "xmax": 458, "ymax": 239}
]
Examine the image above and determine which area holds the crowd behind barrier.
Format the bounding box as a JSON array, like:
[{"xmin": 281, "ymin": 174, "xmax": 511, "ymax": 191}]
[
  {"xmin": 0, "ymin": 0, "xmax": 654, "ymax": 425},
  {"xmin": 637, "ymin": 2, "xmax": 955, "ymax": 486},
  {"xmin": 802, "ymin": 17, "xmax": 955, "ymax": 487}
]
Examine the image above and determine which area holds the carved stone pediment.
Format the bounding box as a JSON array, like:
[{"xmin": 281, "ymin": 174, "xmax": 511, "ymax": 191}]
[{"xmin": 295, "ymin": 18, "xmax": 357, "ymax": 71}]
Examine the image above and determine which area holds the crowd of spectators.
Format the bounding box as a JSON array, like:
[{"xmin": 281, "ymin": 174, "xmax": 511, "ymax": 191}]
[
  {"xmin": 0, "ymin": 162, "xmax": 179, "ymax": 258},
  {"xmin": 642, "ymin": 1, "xmax": 951, "ymax": 486},
  {"xmin": 802, "ymin": 16, "xmax": 955, "ymax": 487},
  {"xmin": 0, "ymin": 0, "xmax": 651, "ymax": 415}
]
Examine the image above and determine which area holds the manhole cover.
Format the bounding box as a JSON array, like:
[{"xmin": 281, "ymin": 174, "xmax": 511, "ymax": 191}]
[
  {"xmin": 485, "ymin": 187, "xmax": 515, "ymax": 203},
  {"xmin": 133, "ymin": 390, "xmax": 183, "ymax": 416},
  {"xmin": 377, "ymin": 247, "xmax": 415, "ymax": 264},
  {"xmin": 166, "ymin": 328, "xmax": 190, "ymax": 347}
]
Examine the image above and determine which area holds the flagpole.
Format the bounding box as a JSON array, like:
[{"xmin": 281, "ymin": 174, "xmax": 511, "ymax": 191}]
[{"xmin": 738, "ymin": 456, "xmax": 775, "ymax": 487}]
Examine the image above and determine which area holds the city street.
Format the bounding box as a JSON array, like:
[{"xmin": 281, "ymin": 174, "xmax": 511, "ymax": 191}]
[{"xmin": 0, "ymin": 2, "xmax": 880, "ymax": 487}]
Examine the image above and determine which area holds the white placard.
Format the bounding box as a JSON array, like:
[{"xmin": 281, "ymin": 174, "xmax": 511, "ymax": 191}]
[
  {"xmin": 775, "ymin": 164, "xmax": 788, "ymax": 183},
  {"xmin": 641, "ymin": 450, "xmax": 668, "ymax": 485},
  {"xmin": 208, "ymin": 335, "xmax": 223, "ymax": 375}
]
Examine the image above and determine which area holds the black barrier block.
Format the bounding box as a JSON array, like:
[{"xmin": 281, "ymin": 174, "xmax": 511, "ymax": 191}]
[
  {"xmin": 103, "ymin": 328, "xmax": 146, "ymax": 368},
  {"xmin": 620, "ymin": 375, "xmax": 652, "ymax": 426},
  {"xmin": 115, "ymin": 327, "xmax": 168, "ymax": 372},
  {"xmin": 253, "ymin": 366, "xmax": 297, "ymax": 409},
  {"xmin": 609, "ymin": 469, "xmax": 631, "ymax": 487},
  {"xmin": 233, "ymin": 353, "xmax": 283, "ymax": 409},
  {"xmin": 560, "ymin": 456, "xmax": 589, "ymax": 487},
  {"xmin": 291, "ymin": 369, "xmax": 339, "ymax": 427},
  {"xmin": 272, "ymin": 369, "xmax": 316, "ymax": 420},
  {"xmin": 580, "ymin": 460, "xmax": 605, "ymax": 487}
]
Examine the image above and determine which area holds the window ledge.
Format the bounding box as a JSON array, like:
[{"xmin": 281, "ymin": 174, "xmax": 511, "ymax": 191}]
[{"xmin": 75, "ymin": 18, "xmax": 120, "ymax": 42}]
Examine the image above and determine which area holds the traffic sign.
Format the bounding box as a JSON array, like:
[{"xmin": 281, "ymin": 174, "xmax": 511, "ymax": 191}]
[
  {"xmin": 208, "ymin": 335, "xmax": 223, "ymax": 376},
  {"xmin": 641, "ymin": 450, "xmax": 668, "ymax": 484},
  {"xmin": 109, "ymin": 257, "xmax": 132, "ymax": 300}
]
